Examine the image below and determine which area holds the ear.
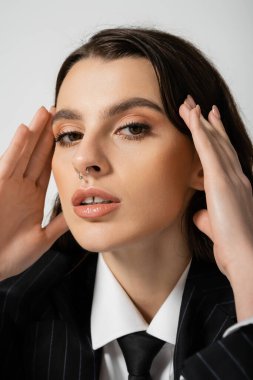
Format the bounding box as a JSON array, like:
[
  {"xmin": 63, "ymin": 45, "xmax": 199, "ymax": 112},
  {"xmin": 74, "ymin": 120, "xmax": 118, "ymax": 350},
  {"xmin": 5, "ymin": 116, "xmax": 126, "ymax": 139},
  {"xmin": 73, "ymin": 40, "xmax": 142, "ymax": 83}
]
[{"xmin": 189, "ymin": 150, "xmax": 204, "ymax": 191}]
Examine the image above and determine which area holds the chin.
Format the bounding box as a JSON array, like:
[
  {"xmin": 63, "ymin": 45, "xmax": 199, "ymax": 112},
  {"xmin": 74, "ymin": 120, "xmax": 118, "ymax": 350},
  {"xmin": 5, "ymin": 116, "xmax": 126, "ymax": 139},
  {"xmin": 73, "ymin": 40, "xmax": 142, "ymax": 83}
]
[
  {"xmin": 67, "ymin": 215, "xmax": 131, "ymax": 253},
  {"xmin": 76, "ymin": 240, "xmax": 116, "ymax": 253},
  {"xmin": 70, "ymin": 229, "xmax": 118, "ymax": 253}
]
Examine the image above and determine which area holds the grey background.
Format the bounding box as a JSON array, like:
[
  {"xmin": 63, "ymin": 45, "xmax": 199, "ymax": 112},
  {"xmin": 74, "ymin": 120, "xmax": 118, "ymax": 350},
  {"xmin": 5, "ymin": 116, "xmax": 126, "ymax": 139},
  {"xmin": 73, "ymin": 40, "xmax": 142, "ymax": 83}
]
[{"xmin": 1, "ymin": 0, "xmax": 252, "ymax": 224}]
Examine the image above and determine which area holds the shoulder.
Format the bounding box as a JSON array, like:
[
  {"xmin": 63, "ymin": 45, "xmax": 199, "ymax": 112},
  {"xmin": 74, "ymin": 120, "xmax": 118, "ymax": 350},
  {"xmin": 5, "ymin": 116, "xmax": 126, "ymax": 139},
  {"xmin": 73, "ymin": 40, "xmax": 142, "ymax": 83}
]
[
  {"xmin": 185, "ymin": 257, "xmax": 236, "ymax": 323},
  {"xmin": 0, "ymin": 248, "xmax": 98, "ymax": 324},
  {"xmin": 179, "ymin": 257, "xmax": 236, "ymax": 344}
]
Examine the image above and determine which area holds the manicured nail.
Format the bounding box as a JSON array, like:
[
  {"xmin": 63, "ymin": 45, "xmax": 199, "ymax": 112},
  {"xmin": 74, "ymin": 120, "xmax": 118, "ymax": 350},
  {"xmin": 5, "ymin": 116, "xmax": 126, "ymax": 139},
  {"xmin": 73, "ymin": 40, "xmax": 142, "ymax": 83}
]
[
  {"xmin": 184, "ymin": 96, "xmax": 192, "ymax": 109},
  {"xmin": 195, "ymin": 104, "xmax": 201, "ymax": 117},
  {"xmin": 49, "ymin": 105, "xmax": 56, "ymax": 114},
  {"xmin": 212, "ymin": 105, "xmax": 220, "ymax": 119},
  {"xmin": 186, "ymin": 94, "xmax": 196, "ymax": 109}
]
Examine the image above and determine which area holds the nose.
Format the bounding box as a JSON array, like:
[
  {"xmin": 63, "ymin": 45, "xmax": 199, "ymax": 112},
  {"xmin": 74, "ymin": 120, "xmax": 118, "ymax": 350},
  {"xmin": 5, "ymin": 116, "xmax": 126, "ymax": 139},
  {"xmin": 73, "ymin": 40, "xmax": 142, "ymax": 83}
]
[{"xmin": 72, "ymin": 135, "xmax": 111, "ymax": 179}]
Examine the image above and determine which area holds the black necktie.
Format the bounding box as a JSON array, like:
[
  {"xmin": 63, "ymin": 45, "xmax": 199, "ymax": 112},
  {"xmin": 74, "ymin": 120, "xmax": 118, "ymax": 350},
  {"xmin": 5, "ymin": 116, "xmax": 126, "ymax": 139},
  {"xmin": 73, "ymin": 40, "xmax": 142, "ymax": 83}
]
[{"xmin": 117, "ymin": 331, "xmax": 166, "ymax": 379}]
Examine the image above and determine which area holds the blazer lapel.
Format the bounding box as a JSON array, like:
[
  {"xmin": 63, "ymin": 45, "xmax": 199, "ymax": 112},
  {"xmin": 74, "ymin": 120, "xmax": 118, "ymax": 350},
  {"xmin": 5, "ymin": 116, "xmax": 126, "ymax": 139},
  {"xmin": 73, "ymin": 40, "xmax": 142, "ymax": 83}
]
[
  {"xmin": 173, "ymin": 257, "xmax": 237, "ymax": 380},
  {"xmin": 52, "ymin": 251, "xmax": 103, "ymax": 380},
  {"xmin": 19, "ymin": 250, "xmax": 102, "ymax": 380}
]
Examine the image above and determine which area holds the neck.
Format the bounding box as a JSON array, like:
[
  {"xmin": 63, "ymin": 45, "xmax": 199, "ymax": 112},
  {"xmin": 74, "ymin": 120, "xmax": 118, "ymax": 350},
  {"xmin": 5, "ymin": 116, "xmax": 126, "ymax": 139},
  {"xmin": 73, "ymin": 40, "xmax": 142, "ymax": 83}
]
[{"xmin": 102, "ymin": 223, "xmax": 191, "ymax": 323}]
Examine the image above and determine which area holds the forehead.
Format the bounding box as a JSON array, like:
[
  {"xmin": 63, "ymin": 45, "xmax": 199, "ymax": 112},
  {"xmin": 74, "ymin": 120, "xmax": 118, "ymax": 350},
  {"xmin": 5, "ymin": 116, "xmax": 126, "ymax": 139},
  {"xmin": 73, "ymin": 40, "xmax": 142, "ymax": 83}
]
[{"xmin": 56, "ymin": 57, "xmax": 163, "ymax": 108}]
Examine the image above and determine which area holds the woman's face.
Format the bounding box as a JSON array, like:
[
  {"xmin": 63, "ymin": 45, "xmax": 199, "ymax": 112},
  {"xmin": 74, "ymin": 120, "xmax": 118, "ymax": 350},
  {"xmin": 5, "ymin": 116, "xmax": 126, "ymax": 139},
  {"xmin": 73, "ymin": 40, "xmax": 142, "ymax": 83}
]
[{"xmin": 52, "ymin": 57, "xmax": 202, "ymax": 252}]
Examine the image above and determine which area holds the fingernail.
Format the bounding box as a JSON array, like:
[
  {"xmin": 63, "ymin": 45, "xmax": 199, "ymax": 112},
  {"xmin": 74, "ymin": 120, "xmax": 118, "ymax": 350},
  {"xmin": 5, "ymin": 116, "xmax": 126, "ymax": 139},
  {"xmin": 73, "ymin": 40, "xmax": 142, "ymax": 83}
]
[
  {"xmin": 212, "ymin": 105, "xmax": 220, "ymax": 119},
  {"xmin": 185, "ymin": 94, "xmax": 197, "ymax": 109},
  {"xmin": 49, "ymin": 106, "xmax": 56, "ymax": 114},
  {"xmin": 195, "ymin": 104, "xmax": 201, "ymax": 117}
]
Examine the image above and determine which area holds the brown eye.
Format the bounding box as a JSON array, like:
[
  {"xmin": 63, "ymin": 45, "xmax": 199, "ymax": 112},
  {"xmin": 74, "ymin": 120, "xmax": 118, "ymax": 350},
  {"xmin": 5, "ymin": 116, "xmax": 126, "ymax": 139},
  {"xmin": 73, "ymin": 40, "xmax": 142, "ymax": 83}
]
[
  {"xmin": 116, "ymin": 122, "xmax": 151, "ymax": 140},
  {"xmin": 54, "ymin": 131, "xmax": 83, "ymax": 147},
  {"xmin": 128, "ymin": 125, "xmax": 145, "ymax": 134}
]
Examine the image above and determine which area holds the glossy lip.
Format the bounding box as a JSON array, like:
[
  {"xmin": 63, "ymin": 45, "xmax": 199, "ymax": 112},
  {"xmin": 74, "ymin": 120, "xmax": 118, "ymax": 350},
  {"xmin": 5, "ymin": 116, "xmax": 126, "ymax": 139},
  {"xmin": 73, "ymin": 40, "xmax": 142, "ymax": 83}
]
[
  {"xmin": 73, "ymin": 202, "xmax": 120, "ymax": 218},
  {"xmin": 71, "ymin": 187, "xmax": 121, "ymax": 206},
  {"xmin": 72, "ymin": 187, "xmax": 121, "ymax": 219}
]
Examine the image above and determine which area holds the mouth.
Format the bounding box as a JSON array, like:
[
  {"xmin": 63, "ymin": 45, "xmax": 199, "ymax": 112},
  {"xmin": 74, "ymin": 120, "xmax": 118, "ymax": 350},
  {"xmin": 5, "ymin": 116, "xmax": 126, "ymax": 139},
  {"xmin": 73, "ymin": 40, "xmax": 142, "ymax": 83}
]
[
  {"xmin": 72, "ymin": 187, "xmax": 121, "ymax": 218},
  {"xmin": 80, "ymin": 196, "xmax": 114, "ymax": 205}
]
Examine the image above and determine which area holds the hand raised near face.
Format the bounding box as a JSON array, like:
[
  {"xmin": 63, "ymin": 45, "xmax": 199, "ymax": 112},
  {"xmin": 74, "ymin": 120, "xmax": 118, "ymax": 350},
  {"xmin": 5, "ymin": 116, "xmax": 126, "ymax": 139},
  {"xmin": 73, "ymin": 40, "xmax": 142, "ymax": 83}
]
[
  {"xmin": 0, "ymin": 107, "xmax": 69, "ymax": 281},
  {"xmin": 179, "ymin": 96, "xmax": 253, "ymax": 281}
]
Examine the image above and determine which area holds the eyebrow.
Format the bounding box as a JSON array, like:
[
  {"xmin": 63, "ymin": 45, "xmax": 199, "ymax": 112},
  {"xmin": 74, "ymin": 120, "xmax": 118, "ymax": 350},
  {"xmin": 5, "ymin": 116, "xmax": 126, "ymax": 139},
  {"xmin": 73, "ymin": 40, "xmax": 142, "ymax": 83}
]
[{"xmin": 52, "ymin": 97, "xmax": 164, "ymax": 125}]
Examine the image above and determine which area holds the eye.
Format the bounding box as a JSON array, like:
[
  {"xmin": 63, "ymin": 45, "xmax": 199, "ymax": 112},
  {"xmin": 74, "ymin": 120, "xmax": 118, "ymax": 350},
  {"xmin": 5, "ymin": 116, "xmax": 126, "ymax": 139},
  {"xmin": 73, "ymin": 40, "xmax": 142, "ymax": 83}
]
[
  {"xmin": 116, "ymin": 122, "xmax": 151, "ymax": 140},
  {"xmin": 54, "ymin": 131, "xmax": 83, "ymax": 147}
]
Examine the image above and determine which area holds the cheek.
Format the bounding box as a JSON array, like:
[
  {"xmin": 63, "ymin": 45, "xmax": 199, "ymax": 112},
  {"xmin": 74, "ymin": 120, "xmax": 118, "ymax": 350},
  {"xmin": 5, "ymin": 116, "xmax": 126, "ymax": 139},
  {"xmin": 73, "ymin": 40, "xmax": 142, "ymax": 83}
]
[
  {"xmin": 129, "ymin": 146, "xmax": 193, "ymax": 209},
  {"xmin": 122, "ymin": 151, "xmax": 194, "ymax": 241},
  {"xmin": 51, "ymin": 154, "xmax": 74, "ymax": 209}
]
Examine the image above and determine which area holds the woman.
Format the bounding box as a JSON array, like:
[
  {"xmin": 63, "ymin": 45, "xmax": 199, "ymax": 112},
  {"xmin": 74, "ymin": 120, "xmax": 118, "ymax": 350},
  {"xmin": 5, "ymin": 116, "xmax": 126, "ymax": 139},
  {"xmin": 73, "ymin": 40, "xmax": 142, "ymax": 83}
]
[{"xmin": 0, "ymin": 27, "xmax": 253, "ymax": 380}]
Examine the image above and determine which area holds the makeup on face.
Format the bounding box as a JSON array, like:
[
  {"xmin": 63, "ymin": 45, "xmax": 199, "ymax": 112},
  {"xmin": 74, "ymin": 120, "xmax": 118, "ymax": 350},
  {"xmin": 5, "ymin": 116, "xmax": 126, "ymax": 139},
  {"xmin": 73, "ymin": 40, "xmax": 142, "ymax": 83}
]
[{"xmin": 52, "ymin": 57, "xmax": 200, "ymax": 253}]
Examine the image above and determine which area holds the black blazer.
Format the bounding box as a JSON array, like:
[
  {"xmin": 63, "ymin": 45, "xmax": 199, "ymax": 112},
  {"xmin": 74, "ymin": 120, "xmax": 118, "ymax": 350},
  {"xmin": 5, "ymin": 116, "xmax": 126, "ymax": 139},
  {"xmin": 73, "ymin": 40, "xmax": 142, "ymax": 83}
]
[{"xmin": 0, "ymin": 248, "xmax": 252, "ymax": 380}]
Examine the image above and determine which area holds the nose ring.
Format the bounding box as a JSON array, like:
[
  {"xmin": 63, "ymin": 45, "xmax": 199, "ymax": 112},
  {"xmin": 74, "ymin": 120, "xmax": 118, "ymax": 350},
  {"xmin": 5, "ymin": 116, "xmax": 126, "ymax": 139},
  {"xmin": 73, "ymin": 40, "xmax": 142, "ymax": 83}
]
[{"xmin": 79, "ymin": 167, "xmax": 89, "ymax": 180}]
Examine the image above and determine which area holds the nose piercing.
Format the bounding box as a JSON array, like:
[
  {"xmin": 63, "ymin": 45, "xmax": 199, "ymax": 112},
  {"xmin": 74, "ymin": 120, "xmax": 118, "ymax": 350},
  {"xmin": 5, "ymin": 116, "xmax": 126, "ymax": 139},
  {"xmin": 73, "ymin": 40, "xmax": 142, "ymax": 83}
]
[{"xmin": 79, "ymin": 167, "xmax": 89, "ymax": 180}]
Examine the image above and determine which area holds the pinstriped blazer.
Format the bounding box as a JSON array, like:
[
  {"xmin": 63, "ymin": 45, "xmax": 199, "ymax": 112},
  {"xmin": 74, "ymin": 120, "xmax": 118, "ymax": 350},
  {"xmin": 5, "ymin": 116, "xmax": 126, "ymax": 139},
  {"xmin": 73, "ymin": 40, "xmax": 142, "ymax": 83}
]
[{"xmin": 0, "ymin": 248, "xmax": 253, "ymax": 380}]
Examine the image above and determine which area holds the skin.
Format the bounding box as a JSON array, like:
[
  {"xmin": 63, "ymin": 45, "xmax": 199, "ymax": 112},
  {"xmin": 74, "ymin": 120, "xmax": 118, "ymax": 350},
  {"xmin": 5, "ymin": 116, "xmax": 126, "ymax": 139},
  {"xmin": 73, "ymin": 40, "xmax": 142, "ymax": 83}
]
[
  {"xmin": 0, "ymin": 108, "xmax": 68, "ymax": 279},
  {"xmin": 52, "ymin": 57, "xmax": 204, "ymax": 321},
  {"xmin": 0, "ymin": 56, "xmax": 252, "ymax": 322},
  {"xmin": 179, "ymin": 101, "xmax": 253, "ymax": 321}
]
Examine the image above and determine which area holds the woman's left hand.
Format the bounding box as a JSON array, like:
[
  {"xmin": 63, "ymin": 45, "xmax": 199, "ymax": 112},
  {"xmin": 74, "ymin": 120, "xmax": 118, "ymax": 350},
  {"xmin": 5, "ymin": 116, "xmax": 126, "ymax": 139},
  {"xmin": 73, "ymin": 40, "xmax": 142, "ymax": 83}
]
[{"xmin": 179, "ymin": 95, "xmax": 253, "ymax": 283}]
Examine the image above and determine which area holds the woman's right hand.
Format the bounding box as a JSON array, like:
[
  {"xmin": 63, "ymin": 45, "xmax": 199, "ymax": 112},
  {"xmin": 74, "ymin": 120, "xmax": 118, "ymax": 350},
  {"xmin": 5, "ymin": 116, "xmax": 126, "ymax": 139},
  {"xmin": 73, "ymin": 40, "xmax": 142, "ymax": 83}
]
[{"xmin": 0, "ymin": 107, "xmax": 69, "ymax": 281}]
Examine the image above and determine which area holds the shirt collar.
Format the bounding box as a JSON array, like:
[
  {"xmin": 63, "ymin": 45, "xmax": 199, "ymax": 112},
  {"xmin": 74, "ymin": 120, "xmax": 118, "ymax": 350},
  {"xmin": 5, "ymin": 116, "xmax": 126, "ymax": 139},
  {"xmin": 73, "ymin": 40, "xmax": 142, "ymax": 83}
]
[{"xmin": 91, "ymin": 253, "xmax": 191, "ymax": 350}]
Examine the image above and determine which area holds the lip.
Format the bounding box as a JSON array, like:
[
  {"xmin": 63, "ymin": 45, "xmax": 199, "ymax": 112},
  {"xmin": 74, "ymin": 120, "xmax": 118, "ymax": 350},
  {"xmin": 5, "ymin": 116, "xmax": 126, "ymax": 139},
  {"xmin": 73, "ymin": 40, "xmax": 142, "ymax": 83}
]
[
  {"xmin": 71, "ymin": 187, "xmax": 121, "ymax": 206},
  {"xmin": 71, "ymin": 187, "xmax": 121, "ymax": 219}
]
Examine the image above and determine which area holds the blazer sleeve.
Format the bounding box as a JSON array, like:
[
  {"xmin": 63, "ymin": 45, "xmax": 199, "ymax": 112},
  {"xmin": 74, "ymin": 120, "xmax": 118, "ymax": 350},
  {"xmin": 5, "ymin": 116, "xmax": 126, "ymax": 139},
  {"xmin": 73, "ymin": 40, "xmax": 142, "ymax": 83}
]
[{"xmin": 181, "ymin": 324, "xmax": 253, "ymax": 380}]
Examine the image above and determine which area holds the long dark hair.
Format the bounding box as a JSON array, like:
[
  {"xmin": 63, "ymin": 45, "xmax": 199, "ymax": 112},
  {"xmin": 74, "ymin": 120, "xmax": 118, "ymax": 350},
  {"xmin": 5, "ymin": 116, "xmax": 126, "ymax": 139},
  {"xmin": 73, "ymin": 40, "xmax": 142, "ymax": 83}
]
[{"xmin": 50, "ymin": 27, "xmax": 253, "ymax": 261}]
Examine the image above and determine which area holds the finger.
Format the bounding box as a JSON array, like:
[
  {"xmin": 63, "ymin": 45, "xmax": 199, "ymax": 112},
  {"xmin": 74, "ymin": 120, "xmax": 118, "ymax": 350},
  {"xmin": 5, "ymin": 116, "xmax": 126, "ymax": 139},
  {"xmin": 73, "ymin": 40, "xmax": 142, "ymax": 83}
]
[
  {"xmin": 184, "ymin": 96, "xmax": 226, "ymax": 136},
  {"xmin": 24, "ymin": 115, "xmax": 55, "ymax": 182},
  {"xmin": 180, "ymin": 104, "xmax": 241, "ymax": 177},
  {"xmin": 208, "ymin": 106, "xmax": 230, "ymax": 140},
  {"xmin": 35, "ymin": 106, "xmax": 57, "ymax": 189},
  {"xmin": 180, "ymin": 103, "xmax": 209, "ymax": 139},
  {"xmin": 43, "ymin": 212, "xmax": 69, "ymax": 247},
  {"xmin": 0, "ymin": 124, "xmax": 29, "ymax": 179},
  {"xmin": 49, "ymin": 106, "xmax": 56, "ymax": 116},
  {"xmin": 36, "ymin": 141, "xmax": 54, "ymax": 191},
  {"xmin": 208, "ymin": 106, "xmax": 245, "ymax": 175},
  {"xmin": 193, "ymin": 209, "xmax": 213, "ymax": 241},
  {"xmin": 184, "ymin": 94, "xmax": 196, "ymax": 108},
  {"xmin": 13, "ymin": 107, "xmax": 50, "ymax": 178}
]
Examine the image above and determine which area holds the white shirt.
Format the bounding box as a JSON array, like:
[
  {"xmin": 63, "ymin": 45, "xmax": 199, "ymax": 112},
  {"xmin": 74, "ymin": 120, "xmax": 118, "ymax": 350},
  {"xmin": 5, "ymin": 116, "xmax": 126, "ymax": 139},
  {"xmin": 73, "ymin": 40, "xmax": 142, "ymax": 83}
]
[
  {"xmin": 91, "ymin": 253, "xmax": 253, "ymax": 380},
  {"xmin": 91, "ymin": 253, "xmax": 189, "ymax": 379}
]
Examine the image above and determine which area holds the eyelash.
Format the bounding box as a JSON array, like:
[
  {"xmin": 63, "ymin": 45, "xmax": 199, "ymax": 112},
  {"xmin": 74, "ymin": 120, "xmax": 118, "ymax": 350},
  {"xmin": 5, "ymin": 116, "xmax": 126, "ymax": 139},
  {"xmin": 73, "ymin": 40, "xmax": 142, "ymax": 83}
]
[{"xmin": 54, "ymin": 122, "xmax": 151, "ymax": 147}]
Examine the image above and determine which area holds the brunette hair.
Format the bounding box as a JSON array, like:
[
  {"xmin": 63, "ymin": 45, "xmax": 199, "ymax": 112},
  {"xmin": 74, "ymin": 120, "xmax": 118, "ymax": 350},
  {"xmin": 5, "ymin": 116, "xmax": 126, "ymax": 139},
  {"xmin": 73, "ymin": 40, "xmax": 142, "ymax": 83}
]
[{"xmin": 50, "ymin": 27, "xmax": 253, "ymax": 261}]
